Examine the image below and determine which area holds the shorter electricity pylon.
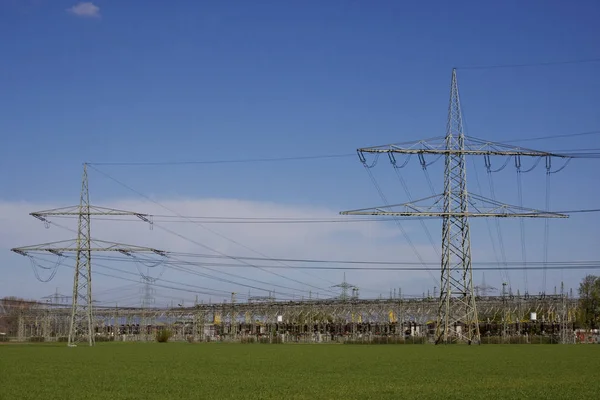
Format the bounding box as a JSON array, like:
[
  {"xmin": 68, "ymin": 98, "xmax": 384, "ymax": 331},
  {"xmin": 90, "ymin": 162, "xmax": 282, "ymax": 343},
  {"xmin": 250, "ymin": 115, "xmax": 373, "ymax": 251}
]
[
  {"xmin": 332, "ymin": 273, "xmax": 358, "ymax": 301},
  {"xmin": 11, "ymin": 164, "xmax": 165, "ymax": 347},
  {"xmin": 475, "ymin": 273, "xmax": 497, "ymax": 297}
]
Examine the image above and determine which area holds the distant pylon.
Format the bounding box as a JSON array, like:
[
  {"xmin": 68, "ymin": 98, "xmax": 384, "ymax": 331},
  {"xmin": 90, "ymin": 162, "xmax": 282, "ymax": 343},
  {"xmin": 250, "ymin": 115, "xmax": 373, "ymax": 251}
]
[
  {"xmin": 474, "ymin": 273, "xmax": 497, "ymax": 297},
  {"xmin": 140, "ymin": 268, "xmax": 157, "ymax": 308},
  {"xmin": 332, "ymin": 273, "xmax": 357, "ymax": 301},
  {"xmin": 11, "ymin": 163, "xmax": 165, "ymax": 347}
]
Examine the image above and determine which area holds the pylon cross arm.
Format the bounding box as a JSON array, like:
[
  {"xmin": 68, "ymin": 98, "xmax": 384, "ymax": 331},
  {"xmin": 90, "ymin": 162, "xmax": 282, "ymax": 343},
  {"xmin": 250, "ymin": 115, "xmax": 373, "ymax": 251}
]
[{"xmin": 340, "ymin": 194, "xmax": 567, "ymax": 219}]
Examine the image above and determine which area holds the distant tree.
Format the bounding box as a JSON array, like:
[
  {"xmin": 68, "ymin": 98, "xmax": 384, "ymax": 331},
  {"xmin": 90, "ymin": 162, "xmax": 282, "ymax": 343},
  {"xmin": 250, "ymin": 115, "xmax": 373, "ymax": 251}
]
[{"xmin": 577, "ymin": 275, "xmax": 600, "ymax": 329}]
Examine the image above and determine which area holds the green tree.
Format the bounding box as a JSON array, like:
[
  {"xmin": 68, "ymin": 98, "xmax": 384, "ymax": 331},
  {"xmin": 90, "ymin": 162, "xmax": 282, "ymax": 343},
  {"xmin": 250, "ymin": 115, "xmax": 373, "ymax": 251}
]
[{"xmin": 577, "ymin": 275, "xmax": 600, "ymax": 329}]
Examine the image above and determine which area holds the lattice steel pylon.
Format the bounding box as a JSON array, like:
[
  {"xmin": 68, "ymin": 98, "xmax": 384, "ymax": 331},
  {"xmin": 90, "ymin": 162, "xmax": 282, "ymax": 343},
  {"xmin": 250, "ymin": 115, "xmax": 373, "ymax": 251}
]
[
  {"xmin": 332, "ymin": 273, "xmax": 357, "ymax": 301},
  {"xmin": 559, "ymin": 282, "xmax": 572, "ymax": 344},
  {"xmin": 11, "ymin": 163, "xmax": 166, "ymax": 347},
  {"xmin": 438, "ymin": 82, "xmax": 479, "ymax": 344},
  {"xmin": 341, "ymin": 68, "xmax": 571, "ymax": 344},
  {"xmin": 70, "ymin": 163, "xmax": 93, "ymax": 347}
]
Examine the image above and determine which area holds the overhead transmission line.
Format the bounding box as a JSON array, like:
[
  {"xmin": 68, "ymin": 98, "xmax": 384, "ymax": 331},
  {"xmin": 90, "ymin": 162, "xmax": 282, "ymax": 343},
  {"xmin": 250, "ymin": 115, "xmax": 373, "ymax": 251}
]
[
  {"xmin": 31, "ymin": 254, "xmax": 600, "ymax": 305},
  {"xmin": 48, "ymin": 208, "xmax": 600, "ymax": 224},
  {"xmin": 87, "ymin": 165, "xmax": 339, "ymax": 294},
  {"xmin": 30, "ymin": 254, "xmax": 254, "ymax": 299},
  {"xmin": 87, "ymin": 252, "xmax": 600, "ymax": 268},
  {"xmin": 39, "ymin": 189, "xmax": 599, "ymax": 297},
  {"xmin": 500, "ymin": 129, "xmax": 600, "ymax": 144},
  {"xmin": 88, "ymin": 153, "xmax": 355, "ymax": 166},
  {"xmin": 31, "ymin": 219, "xmax": 322, "ymax": 298},
  {"xmin": 85, "ymin": 130, "xmax": 600, "ymax": 167},
  {"xmin": 359, "ymin": 155, "xmax": 438, "ymax": 285},
  {"xmin": 455, "ymin": 56, "xmax": 600, "ymax": 70},
  {"xmin": 93, "ymin": 264, "xmax": 600, "ymax": 272},
  {"xmin": 30, "ymin": 253, "xmax": 303, "ymax": 300},
  {"xmin": 461, "ymin": 113, "xmax": 506, "ymax": 287},
  {"xmin": 43, "ymin": 210, "xmax": 599, "ymax": 267}
]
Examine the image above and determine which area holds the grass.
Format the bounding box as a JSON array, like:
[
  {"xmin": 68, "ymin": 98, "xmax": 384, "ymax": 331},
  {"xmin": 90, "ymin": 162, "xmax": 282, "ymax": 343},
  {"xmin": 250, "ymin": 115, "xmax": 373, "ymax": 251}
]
[{"xmin": 1, "ymin": 343, "xmax": 599, "ymax": 399}]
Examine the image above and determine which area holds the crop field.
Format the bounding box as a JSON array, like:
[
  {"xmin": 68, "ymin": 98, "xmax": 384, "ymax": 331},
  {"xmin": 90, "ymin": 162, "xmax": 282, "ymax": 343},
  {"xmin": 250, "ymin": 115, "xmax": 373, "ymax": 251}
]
[{"xmin": 1, "ymin": 343, "xmax": 599, "ymax": 399}]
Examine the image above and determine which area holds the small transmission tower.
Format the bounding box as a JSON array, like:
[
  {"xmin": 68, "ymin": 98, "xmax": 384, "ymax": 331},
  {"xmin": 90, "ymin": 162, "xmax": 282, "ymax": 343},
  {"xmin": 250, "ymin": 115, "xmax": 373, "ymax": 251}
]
[
  {"xmin": 140, "ymin": 272, "xmax": 157, "ymax": 309},
  {"xmin": 12, "ymin": 163, "xmax": 166, "ymax": 347},
  {"xmin": 474, "ymin": 273, "xmax": 497, "ymax": 297},
  {"xmin": 332, "ymin": 273, "xmax": 357, "ymax": 301},
  {"xmin": 559, "ymin": 282, "xmax": 573, "ymax": 344},
  {"xmin": 341, "ymin": 69, "xmax": 569, "ymax": 344}
]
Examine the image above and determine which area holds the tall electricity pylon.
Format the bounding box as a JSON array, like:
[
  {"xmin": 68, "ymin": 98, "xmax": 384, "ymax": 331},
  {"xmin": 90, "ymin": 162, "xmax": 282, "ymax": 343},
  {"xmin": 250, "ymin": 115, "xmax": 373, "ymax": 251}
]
[
  {"xmin": 341, "ymin": 69, "xmax": 569, "ymax": 344},
  {"xmin": 11, "ymin": 163, "xmax": 165, "ymax": 347}
]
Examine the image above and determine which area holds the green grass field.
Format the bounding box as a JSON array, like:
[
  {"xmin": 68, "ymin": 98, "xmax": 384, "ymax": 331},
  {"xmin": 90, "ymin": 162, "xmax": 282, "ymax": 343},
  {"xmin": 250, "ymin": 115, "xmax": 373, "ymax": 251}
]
[{"xmin": 1, "ymin": 343, "xmax": 598, "ymax": 399}]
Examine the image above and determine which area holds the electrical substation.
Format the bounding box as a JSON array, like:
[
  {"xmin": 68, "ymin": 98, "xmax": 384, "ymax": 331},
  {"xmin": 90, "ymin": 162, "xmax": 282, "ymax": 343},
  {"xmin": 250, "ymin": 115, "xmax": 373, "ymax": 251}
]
[{"xmin": 5, "ymin": 69, "xmax": 588, "ymax": 346}]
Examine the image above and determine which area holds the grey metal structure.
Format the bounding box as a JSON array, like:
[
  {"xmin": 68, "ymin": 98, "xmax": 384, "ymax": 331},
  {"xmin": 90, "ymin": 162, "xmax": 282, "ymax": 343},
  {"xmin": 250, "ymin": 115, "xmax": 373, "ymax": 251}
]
[
  {"xmin": 332, "ymin": 273, "xmax": 357, "ymax": 301},
  {"xmin": 11, "ymin": 164, "xmax": 164, "ymax": 347},
  {"xmin": 340, "ymin": 69, "xmax": 570, "ymax": 344},
  {"xmin": 1, "ymin": 294, "xmax": 579, "ymax": 345}
]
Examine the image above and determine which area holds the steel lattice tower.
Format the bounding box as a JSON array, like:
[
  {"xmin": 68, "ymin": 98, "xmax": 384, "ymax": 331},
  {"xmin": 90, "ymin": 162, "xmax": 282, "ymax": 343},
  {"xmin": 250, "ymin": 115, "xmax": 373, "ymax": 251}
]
[
  {"xmin": 69, "ymin": 163, "xmax": 93, "ymax": 346},
  {"xmin": 341, "ymin": 68, "xmax": 570, "ymax": 344},
  {"xmin": 332, "ymin": 273, "xmax": 357, "ymax": 301},
  {"xmin": 12, "ymin": 163, "xmax": 166, "ymax": 347},
  {"xmin": 438, "ymin": 72, "xmax": 478, "ymax": 343}
]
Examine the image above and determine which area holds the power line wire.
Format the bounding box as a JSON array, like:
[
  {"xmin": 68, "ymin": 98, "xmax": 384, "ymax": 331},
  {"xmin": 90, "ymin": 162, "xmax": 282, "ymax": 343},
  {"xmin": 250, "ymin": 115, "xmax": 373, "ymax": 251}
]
[
  {"xmin": 86, "ymin": 251, "xmax": 600, "ymax": 267},
  {"xmin": 30, "ymin": 255, "xmax": 259, "ymax": 299},
  {"xmin": 456, "ymin": 57, "xmax": 600, "ymax": 70},
  {"xmin": 83, "ymin": 130, "xmax": 600, "ymax": 167},
  {"xmin": 47, "ymin": 207, "xmax": 600, "ymax": 225},
  {"xmin": 49, "ymin": 255, "xmax": 600, "ymax": 271},
  {"xmin": 500, "ymin": 130, "xmax": 600, "ymax": 144},
  {"xmin": 88, "ymin": 154, "xmax": 355, "ymax": 166},
  {"xmin": 35, "ymin": 219, "xmax": 324, "ymax": 298},
  {"xmin": 87, "ymin": 165, "xmax": 339, "ymax": 295}
]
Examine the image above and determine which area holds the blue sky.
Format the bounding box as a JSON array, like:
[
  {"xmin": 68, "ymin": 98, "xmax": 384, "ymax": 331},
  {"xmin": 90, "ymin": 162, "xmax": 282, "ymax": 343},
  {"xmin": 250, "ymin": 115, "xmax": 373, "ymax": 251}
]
[{"xmin": 0, "ymin": 0, "xmax": 599, "ymax": 304}]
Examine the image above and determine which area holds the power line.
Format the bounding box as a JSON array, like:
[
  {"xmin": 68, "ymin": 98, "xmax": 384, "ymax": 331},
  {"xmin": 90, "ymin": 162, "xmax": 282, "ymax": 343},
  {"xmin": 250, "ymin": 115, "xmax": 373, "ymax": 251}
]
[
  {"xmin": 31, "ymin": 254, "xmax": 301, "ymax": 300},
  {"xmin": 50, "ymin": 215, "xmax": 424, "ymax": 223},
  {"xmin": 87, "ymin": 165, "xmax": 339, "ymax": 295},
  {"xmin": 32, "ymin": 218, "xmax": 324, "ymax": 298},
  {"xmin": 30, "ymin": 255, "xmax": 256, "ymax": 299},
  {"xmin": 47, "ymin": 207, "xmax": 600, "ymax": 224},
  {"xmin": 110, "ymin": 265, "xmax": 600, "ymax": 272},
  {"xmin": 86, "ymin": 252, "xmax": 600, "ymax": 268},
  {"xmin": 83, "ymin": 130, "xmax": 600, "ymax": 167},
  {"xmin": 88, "ymin": 153, "xmax": 355, "ymax": 166},
  {"xmin": 77, "ymin": 255, "xmax": 600, "ymax": 271},
  {"xmin": 500, "ymin": 130, "xmax": 600, "ymax": 144},
  {"xmin": 456, "ymin": 57, "xmax": 600, "ymax": 70}
]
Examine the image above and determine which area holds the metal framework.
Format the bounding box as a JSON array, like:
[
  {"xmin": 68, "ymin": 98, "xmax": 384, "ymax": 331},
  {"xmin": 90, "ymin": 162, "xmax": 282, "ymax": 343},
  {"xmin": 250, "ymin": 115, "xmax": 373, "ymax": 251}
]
[
  {"xmin": 341, "ymin": 69, "xmax": 569, "ymax": 344},
  {"xmin": 2, "ymin": 294, "xmax": 580, "ymax": 345},
  {"xmin": 11, "ymin": 163, "xmax": 163, "ymax": 347}
]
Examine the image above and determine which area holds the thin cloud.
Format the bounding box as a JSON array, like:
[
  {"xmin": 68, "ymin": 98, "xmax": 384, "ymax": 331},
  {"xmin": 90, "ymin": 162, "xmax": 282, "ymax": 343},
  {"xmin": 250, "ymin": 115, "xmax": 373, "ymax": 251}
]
[{"xmin": 66, "ymin": 2, "xmax": 100, "ymax": 18}]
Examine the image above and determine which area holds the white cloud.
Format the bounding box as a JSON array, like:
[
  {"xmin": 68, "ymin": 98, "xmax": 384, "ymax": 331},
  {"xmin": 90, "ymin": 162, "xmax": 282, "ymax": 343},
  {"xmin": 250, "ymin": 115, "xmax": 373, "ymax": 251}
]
[
  {"xmin": 0, "ymin": 198, "xmax": 441, "ymax": 304},
  {"xmin": 66, "ymin": 2, "xmax": 100, "ymax": 18}
]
